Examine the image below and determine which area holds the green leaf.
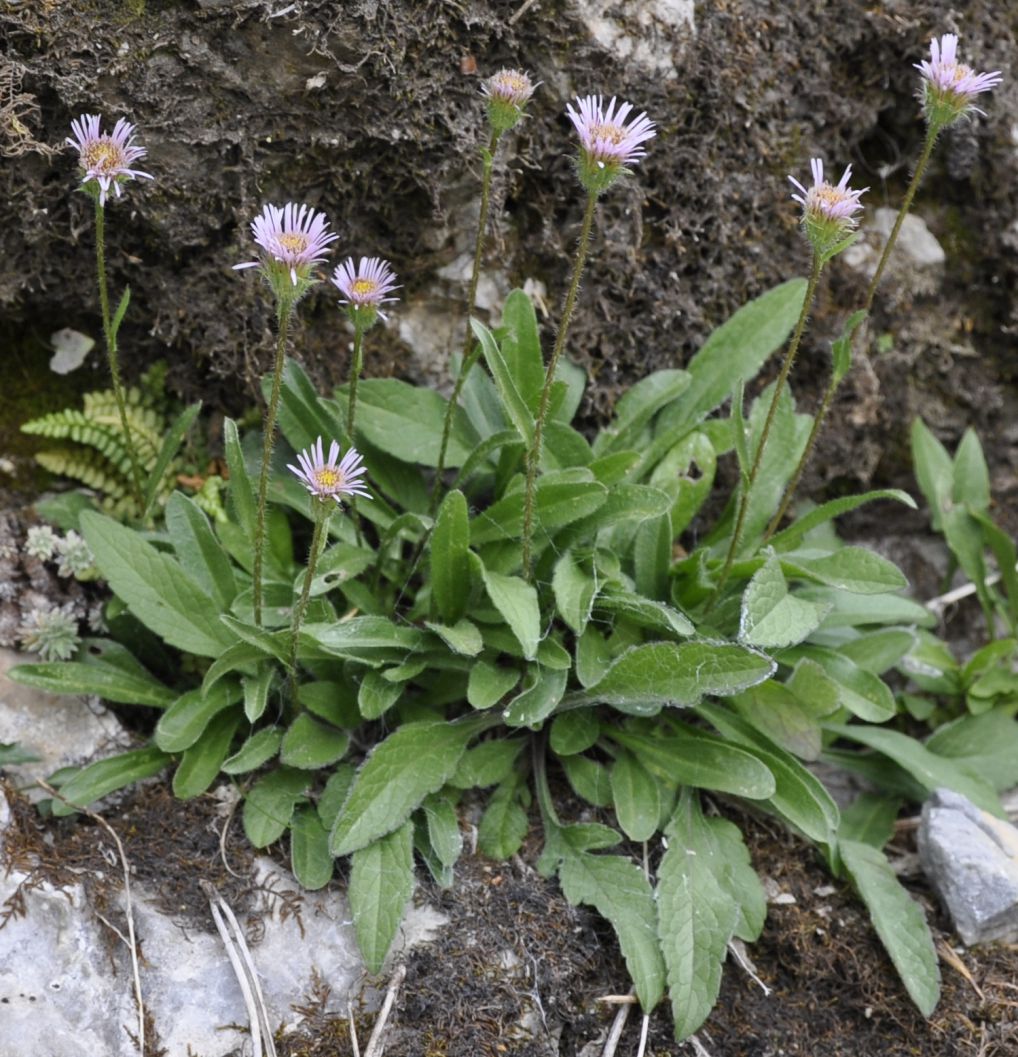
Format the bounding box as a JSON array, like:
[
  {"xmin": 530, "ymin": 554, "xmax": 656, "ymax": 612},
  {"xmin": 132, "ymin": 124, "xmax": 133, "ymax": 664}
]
[
  {"xmin": 550, "ymin": 711, "xmax": 600, "ymax": 756},
  {"xmin": 657, "ymin": 793, "xmax": 740, "ymax": 1039},
  {"xmin": 425, "ymin": 618, "xmax": 483, "ymax": 657},
  {"xmin": 596, "ymin": 588, "xmax": 694, "ymax": 638},
  {"xmin": 926, "ymin": 711, "xmax": 1018, "ymax": 793},
  {"xmin": 552, "ymin": 550, "xmax": 598, "ymax": 634},
  {"xmin": 500, "ymin": 288, "xmax": 545, "ymax": 412},
  {"xmin": 317, "ymin": 764, "xmax": 356, "ymax": 830},
  {"xmin": 561, "ymin": 753, "xmax": 613, "ymax": 807},
  {"xmin": 558, "ymin": 845, "xmax": 665, "ymax": 1011},
  {"xmin": 586, "ymin": 642, "xmax": 774, "ymax": 712},
  {"xmin": 732, "ymin": 678, "xmax": 831, "ymax": 761},
  {"xmin": 155, "ymin": 681, "xmax": 243, "ymax": 753},
  {"xmin": 472, "ymin": 318, "xmax": 535, "ymax": 444},
  {"xmin": 634, "ymin": 512, "xmax": 672, "ymax": 602},
  {"xmin": 356, "ymin": 670, "xmax": 403, "ymax": 720},
  {"xmin": 165, "ymin": 491, "xmax": 237, "ymax": 609},
  {"xmin": 301, "ymin": 616, "xmax": 427, "ymax": 661},
  {"xmin": 51, "ymin": 746, "xmax": 171, "ymax": 817},
  {"xmin": 952, "ymin": 429, "xmax": 990, "ymax": 512},
  {"xmin": 330, "ymin": 720, "xmax": 476, "ymax": 856},
  {"xmin": 430, "ymin": 490, "xmax": 471, "ymax": 623},
  {"xmin": 422, "ymin": 792, "xmax": 463, "ymax": 868},
  {"xmin": 450, "ymin": 739, "xmax": 524, "ymax": 789},
  {"xmin": 840, "ymin": 629, "xmax": 916, "ymax": 675},
  {"xmin": 274, "ymin": 359, "xmax": 346, "ymax": 453},
  {"xmin": 173, "ymin": 708, "xmax": 240, "ymax": 799},
  {"xmin": 478, "ymin": 774, "xmax": 529, "ymax": 858},
  {"xmin": 593, "ymin": 369, "xmax": 691, "ymax": 457},
  {"xmin": 280, "ymin": 714, "xmax": 349, "ymax": 770},
  {"xmin": 697, "ymin": 702, "xmax": 840, "ymax": 844},
  {"xmin": 349, "ymin": 821, "xmax": 415, "ymax": 973},
  {"xmin": 769, "ymin": 490, "xmax": 916, "ymax": 552},
  {"xmin": 242, "ymin": 667, "xmax": 275, "ymax": 722},
  {"xmin": 558, "ymin": 484, "xmax": 672, "ymax": 546},
  {"xmin": 223, "ymin": 418, "xmax": 256, "ymax": 537},
  {"xmin": 576, "ymin": 626, "xmax": 611, "ymax": 689},
  {"xmin": 480, "ymin": 566, "xmax": 541, "ymax": 661},
  {"xmin": 466, "ymin": 661, "xmax": 520, "ymax": 710},
  {"xmin": 911, "ymin": 418, "xmax": 953, "ymax": 531},
  {"xmin": 0, "ymin": 742, "xmax": 38, "ymax": 765},
  {"xmin": 222, "ymin": 727, "xmax": 283, "ymax": 775},
  {"xmin": 141, "ymin": 402, "xmax": 202, "ymax": 521},
  {"xmin": 831, "ymin": 309, "xmax": 867, "ymax": 386},
  {"xmin": 350, "ymin": 378, "xmax": 479, "ymax": 467},
  {"xmin": 8, "ymin": 647, "xmax": 174, "ymax": 708},
  {"xmin": 801, "ymin": 586, "xmax": 936, "ymax": 629},
  {"xmin": 644, "ymin": 279, "xmax": 807, "ymax": 471},
  {"xmin": 826, "ymin": 724, "xmax": 1002, "ymax": 816},
  {"xmin": 840, "ymin": 792, "xmax": 901, "ymax": 848},
  {"xmin": 740, "ymin": 556, "xmax": 829, "ymax": 649},
  {"xmin": 650, "ymin": 432, "xmax": 716, "ymax": 536},
  {"xmin": 840, "ymin": 839, "xmax": 940, "ymax": 1016},
  {"xmin": 80, "ymin": 511, "xmax": 234, "ymax": 657},
  {"xmin": 110, "ymin": 285, "xmax": 131, "ymax": 338},
  {"xmin": 710, "ymin": 817, "xmax": 767, "ymax": 942},
  {"xmin": 612, "ymin": 727, "xmax": 776, "ymax": 800},
  {"xmin": 290, "ymin": 805, "xmax": 335, "ymax": 890},
  {"xmin": 782, "ymin": 547, "xmax": 909, "ymax": 595},
  {"xmin": 780, "ymin": 645, "xmax": 896, "ymax": 722},
  {"xmin": 610, "ymin": 750, "xmax": 661, "ymax": 842},
  {"xmin": 503, "ymin": 665, "xmax": 568, "ymax": 728},
  {"xmin": 243, "ymin": 767, "xmax": 310, "ymax": 847}
]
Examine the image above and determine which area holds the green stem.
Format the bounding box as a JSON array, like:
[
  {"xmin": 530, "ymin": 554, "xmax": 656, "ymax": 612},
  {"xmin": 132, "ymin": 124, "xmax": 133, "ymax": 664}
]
[
  {"xmin": 431, "ymin": 130, "xmax": 501, "ymax": 514},
  {"xmin": 711, "ymin": 250, "xmax": 823, "ymax": 600},
  {"xmin": 764, "ymin": 376, "xmax": 835, "ymax": 540},
  {"xmin": 253, "ymin": 302, "xmax": 293, "ymax": 627},
  {"xmin": 288, "ymin": 501, "xmax": 329, "ymax": 704},
  {"xmin": 347, "ymin": 321, "xmax": 365, "ymax": 443},
  {"xmin": 532, "ymin": 732, "xmax": 561, "ymax": 830},
  {"xmin": 864, "ymin": 122, "xmax": 940, "ymax": 312},
  {"xmin": 95, "ymin": 200, "xmax": 145, "ymax": 514},
  {"xmin": 765, "ymin": 124, "xmax": 942, "ymax": 538},
  {"xmin": 521, "ymin": 190, "xmax": 598, "ymax": 580}
]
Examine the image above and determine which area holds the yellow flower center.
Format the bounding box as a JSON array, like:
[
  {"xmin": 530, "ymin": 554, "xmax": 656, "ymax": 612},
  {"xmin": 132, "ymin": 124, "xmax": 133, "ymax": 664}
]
[
  {"xmin": 314, "ymin": 468, "xmax": 342, "ymax": 490},
  {"xmin": 814, "ymin": 185, "xmax": 845, "ymax": 207},
  {"xmin": 497, "ymin": 73, "xmax": 528, "ymax": 93},
  {"xmin": 278, "ymin": 232, "xmax": 310, "ymax": 254},
  {"xmin": 947, "ymin": 62, "xmax": 973, "ymax": 86},
  {"xmin": 351, "ymin": 278, "xmax": 378, "ymax": 297},
  {"xmin": 591, "ymin": 122, "xmax": 625, "ymax": 145},
  {"xmin": 82, "ymin": 140, "xmax": 124, "ymax": 175}
]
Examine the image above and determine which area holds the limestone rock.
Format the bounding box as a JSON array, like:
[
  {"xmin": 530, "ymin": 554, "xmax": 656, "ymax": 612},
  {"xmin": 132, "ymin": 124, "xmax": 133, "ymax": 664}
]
[{"xmin": 918, "ymin": 787, "xmax": 1018, "ymax": 945}]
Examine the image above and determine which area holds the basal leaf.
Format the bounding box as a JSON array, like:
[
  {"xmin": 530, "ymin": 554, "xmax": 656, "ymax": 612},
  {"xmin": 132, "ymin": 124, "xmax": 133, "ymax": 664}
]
[
  {"xmin": 431, "ymin": 490, "xmax": 471, "ymax": 624},
  {"xmin": 51, "ymin": 746, "xmax": 171, "ymax": 817},
  {"xmin": 739, "ymin": 556, "xmax": 829, "ymax": 648},
  {"xmin": 349, "ymin": 821, "xmax": 415, "ymax": 973}
]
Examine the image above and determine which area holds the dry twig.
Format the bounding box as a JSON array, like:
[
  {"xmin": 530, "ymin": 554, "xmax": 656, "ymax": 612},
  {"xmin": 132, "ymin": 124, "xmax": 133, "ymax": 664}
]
[{"xmin": 363, "ymin": 961, "xmax": 407, "ymax": 1057}]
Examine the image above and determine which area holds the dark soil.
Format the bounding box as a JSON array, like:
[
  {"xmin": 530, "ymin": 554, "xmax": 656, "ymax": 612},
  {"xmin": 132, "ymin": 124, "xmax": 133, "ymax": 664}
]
[{"xmin": 8, "ymin": 776, "xmax": 1018, "ymax": 1057}]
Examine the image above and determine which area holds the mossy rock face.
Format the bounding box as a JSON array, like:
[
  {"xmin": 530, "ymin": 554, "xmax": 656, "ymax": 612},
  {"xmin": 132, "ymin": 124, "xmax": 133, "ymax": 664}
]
[{"xmin": 3, "ymin": 0, "xmax": 1017, "ymax": 514}]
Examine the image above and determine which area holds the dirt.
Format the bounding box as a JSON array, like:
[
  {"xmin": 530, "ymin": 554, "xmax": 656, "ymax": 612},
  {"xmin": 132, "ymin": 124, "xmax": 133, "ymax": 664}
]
[
  {"xmin": 2, "ymin": 1, "xmax": 1017, "ymax": 506},
  {"xmin": 6, "ymin": 776, "xmax": 1018, "ymax": 1056}
]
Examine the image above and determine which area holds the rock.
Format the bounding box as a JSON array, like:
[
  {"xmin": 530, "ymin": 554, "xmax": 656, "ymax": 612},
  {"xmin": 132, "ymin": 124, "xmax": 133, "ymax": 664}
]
[
  {"xmin": 0, "ymin": 787, "xmax": 448, "ymax": 1057},
  {"xmin": 48, "ymin": 329, "xmax": 94, "ymax": 375},
  {"xmin": 574, "ymin": 0, "xmax": 695, "ymax": 79},
  {"xmin": 0, "ymin": 647, "xmax": 130, "ymax": 797},
  {"xmin": 843, "ymin": 208, "xmax": 946, "ymax": 280},
  {"xmin": 918, "ymin": 787, "xmax": 1018, "ymax": 945}
]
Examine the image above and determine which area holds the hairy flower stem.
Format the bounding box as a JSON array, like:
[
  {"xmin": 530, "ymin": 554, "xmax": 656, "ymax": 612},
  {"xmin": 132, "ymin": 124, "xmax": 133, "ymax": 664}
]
[
  {"xmin": 764, "ymin": 124, "xmax": 942, "ymax": 540},
  {"xmin": 521, "ymin": 190, "xmax": 598, "ymax": 580},
  {"xmin": 864, "ymin": 123, "xmax": 940, "ymax": 312},
  {"xmin": 345, "ymin": 321, "xmax": 367, "ymax": 546},
  {"xmin": 710, "ymin": 251, "xmax": 823, "ymax": 603},
  {"xmin": 94, "ymin": 201, "xmax": 145, "ymax": 514},
  {"xmin": 253, "ymin": 302, "xmax": 293, "ymax": 627},
  {"xmin": 288, "ymin": 500, "xmax": 329, "ymax": 704},
  {"xmin": 431, "ymin": 131, "xmax": 501, "ymax": 514}
]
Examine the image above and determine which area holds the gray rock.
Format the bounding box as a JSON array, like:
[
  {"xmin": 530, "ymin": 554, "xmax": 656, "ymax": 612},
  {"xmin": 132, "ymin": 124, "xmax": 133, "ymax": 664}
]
[
  {"xmin": 0, "ymin": 647, "xmax": 130, "ymax": 797},
  {"xmin": 0, "ymin": 788, "xmax": 447, "ymax": 1056},
  {"xmin": 843, "ymin": 208, "xmax": 946, "ymax": 275},
  {"xmin": 575, "ymin": 0, "xmax": 695, "ymax": 79},
  {"xmin": 918, "ymin": 787, "xmax": 1018, "ymax": 945}
]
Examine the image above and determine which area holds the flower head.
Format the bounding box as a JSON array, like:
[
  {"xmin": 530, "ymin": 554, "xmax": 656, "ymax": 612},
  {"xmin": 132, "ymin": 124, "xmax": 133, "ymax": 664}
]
[
  {"xmin": 288, "ymin": 437, "xmax": 371, "ymax": 505},
  {"xmin": 234, "ymin": 203, "xmax": 338, "ymax": 306},
  {"xmin": 54, "ymin": 530, "xmax": 97, "ymax": 581},
  {"xmin": 66, "ymin": 114, "xmax": 153, "ymax": 207},
  {"xmin": 25, "ymin": 525, "xmax": 59, "ymax": 563},
  {"xmin": 332, "ymin": 256, "xmax": 400, "ymax": 329},
  {"xmin": 788, "ymin": 158, "xmax": 867, "ymax": 257},
  {"xmin": 566, "ymin": 94, "xmax": 656, "ymax": 194},
  {"xmin": 482, "ymin": 69, "xmax": 539, "ymax": 133},
  {"xmin": 19, "ymin": 603, "xmax": 80, "ymax": 662},
  {"xmin": 915, "ymin": 34, "xmax": 1002, "ymax": 128}
]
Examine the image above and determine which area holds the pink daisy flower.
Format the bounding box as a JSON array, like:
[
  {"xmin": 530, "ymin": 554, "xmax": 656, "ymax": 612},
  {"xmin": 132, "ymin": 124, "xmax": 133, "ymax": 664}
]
[
  {"xmin": 566, "ymin": 94, "xmax": 656, "ymax": 193},
  {"xmin": 66, "ymin": 114, "xmax": 153, "ymax": 207},
  {"xmin": 287, "ymin": 437, "xmax": 371, "ymax": 504},
  {"xmin": 234, "ymin": 203, "xmax": 338, "ymax": 288},
  {"xmin": 915, "ymin": 33, "xmax": 1002, "ymax": 126},
  {"xmin": 332, "ymin": 256, "xmax": 400, "ymax": 326},
  {"xmin": 482, "ymin": 69, "xmax": 539, "ymax": 132},
  {"xmin": 789, "ymin": 158, "xmax": 867, "ymax": 255}
]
